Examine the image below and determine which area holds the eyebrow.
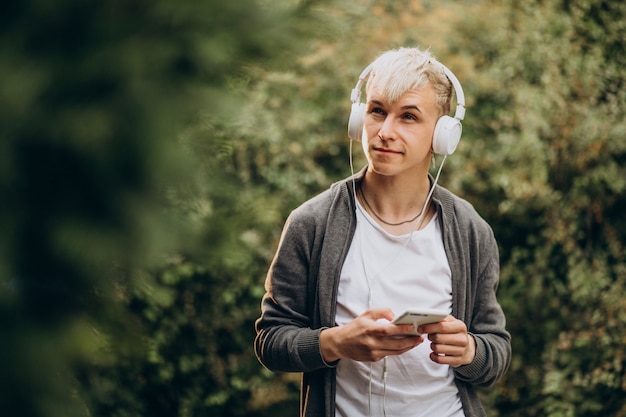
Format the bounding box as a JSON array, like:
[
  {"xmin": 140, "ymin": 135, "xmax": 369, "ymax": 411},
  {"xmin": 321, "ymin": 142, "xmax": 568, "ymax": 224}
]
[
  {"xmin": 369, "ymin": 100, "xmax": 423, "ymax": 114},
  {"xmin": 400, "ymin": 105, "xmax": 423, "ymax": 114}
]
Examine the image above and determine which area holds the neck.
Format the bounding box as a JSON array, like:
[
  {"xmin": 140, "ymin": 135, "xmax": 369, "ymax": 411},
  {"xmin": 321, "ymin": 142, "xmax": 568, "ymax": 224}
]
[{"xmin": 360, "ymin": 170, "xmax": 432, "ymax": 228}]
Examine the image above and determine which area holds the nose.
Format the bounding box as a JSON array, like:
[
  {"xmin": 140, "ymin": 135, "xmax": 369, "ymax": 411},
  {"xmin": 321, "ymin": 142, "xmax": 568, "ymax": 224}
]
[{"xmin": 377, "ymin": 115, "xmax": 396, "ymax": 141}]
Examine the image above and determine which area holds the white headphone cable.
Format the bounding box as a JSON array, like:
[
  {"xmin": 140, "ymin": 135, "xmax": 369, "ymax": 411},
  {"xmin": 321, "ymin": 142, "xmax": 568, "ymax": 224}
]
[
  {"xmin": 368, "ymin": 363, "xmax": 373, "ymax": 416},
  {"xmin": 382, "ymin": 356, "xmax": 388, "ymax": 417}
]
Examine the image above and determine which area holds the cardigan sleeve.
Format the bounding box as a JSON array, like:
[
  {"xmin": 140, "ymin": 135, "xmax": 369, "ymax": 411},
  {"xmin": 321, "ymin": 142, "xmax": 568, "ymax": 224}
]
[
  {"xmin": 436, "ymin": 187, "xmax": 511, "ymax": 387},
  {"xmin": 453, "ymin": 218, "xmax": 511, "ymax": 387},
  {"xmin": 454, "ymin": 250, "xmax": 511, "ymax": 386},
  {"xmin": 255, "ymin": 177, "xmax": 358, "ymax": 374},
  {"xmin": 254, "ymin": 210, "xmax": 328, "ymax": 373},
  {"xmin": 253, "ymin": 182, "xmax": 352, "ymax": 373}
]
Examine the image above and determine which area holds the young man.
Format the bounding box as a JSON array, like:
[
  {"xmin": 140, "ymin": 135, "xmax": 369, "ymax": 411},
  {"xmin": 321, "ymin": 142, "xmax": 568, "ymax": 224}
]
[{"xmin": 254, "ymin": 47, "xmax": 511, "ymax": 417}]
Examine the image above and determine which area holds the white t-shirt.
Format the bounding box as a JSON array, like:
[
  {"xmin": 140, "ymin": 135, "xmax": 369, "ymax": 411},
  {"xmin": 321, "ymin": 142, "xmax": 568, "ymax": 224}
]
[{"xmin": 335, "ymin": 200, "xmax": 464, "ymax": 417}]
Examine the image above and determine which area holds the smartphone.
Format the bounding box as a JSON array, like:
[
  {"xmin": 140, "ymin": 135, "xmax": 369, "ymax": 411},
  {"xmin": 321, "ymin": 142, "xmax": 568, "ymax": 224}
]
[{"xmin": 390, "ymin": 308, "xmax": 448, "ymax": 336}]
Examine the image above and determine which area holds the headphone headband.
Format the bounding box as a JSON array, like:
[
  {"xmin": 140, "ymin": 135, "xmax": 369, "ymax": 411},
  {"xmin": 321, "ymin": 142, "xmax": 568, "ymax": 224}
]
[
  {"xmin": 349, "ymin": 63, "xmax": 374, "ymax": 106},
  {"xmin": 440, "ymin": 65, "xmax": 465, "ymax": 121}
]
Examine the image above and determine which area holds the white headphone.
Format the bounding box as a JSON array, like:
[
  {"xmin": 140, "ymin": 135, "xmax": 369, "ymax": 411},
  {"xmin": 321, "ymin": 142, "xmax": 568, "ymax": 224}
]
[{"xmin": 347, "ymin": 62, "xmax": 466, "ymax": 155}]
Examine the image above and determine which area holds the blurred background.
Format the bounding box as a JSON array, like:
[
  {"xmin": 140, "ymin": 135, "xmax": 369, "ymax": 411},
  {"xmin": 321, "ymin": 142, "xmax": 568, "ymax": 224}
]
[{"xmin": 1, "ymin": 0, "xmax": 625, "ymax": 416}]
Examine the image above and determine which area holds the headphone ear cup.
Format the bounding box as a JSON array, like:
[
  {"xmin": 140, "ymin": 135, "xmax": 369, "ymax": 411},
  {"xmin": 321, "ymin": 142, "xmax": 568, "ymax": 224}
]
[
  {"xmin": 348, "ymin": 102, "xmax": 366, "ymax": 142},
  {"xmin": 432, "ymin": 115, "xmax": 462, "ymax": 155}
]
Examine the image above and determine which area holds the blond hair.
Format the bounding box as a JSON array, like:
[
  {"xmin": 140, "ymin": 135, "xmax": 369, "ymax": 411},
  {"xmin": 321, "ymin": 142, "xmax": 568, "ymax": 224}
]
[{"xmin": 365, "ymin": 47, "xmax": 453, "ymax": 117}]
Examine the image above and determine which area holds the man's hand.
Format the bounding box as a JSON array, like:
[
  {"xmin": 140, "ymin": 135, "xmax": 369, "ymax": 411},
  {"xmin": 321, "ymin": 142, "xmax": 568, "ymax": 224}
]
[
  {"xmin": 320, "ymin": 308, "xmax": 423, "ymax": 363},
  {"xmin": 418, "ymin": 315, "xmax": 476, "ymax": 367}
]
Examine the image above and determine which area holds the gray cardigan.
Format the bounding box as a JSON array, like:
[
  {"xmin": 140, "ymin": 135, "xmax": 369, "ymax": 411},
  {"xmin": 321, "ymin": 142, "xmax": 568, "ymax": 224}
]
[{"xmin": 255, "ymin": 171, "xmax": 511, "ymax": 417}]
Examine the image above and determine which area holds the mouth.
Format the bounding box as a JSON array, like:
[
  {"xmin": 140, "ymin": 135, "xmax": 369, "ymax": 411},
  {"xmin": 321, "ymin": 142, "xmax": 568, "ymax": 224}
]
[{"xmin": 373, "ymin": 146, "xmax": 403, "ymax": 155}]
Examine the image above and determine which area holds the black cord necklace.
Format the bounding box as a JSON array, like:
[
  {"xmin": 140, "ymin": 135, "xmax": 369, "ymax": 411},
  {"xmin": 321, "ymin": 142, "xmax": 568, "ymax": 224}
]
[{"xmin": 359, "ymin": 184, "xmax": 425, "ymax": 226}]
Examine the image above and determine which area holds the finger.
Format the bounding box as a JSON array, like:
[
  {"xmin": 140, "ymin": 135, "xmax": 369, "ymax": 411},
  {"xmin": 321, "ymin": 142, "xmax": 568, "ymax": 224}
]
[
  {"xmin": 430, "ymin": 341, "xmax": 466, "ymax": 357},
  {"xmin": 419, "ymin": 316, "xmax": 464, "ymax": 335},
  {"xmin": 386, "ymin": 322, "xmax": 421, "ymax": 338},
  {"xmin": 417, "ymin": 315, "xmax": 452, "ymax": 334},
  {"xmin": 356, "ymin": 336, "xmax": 422, "ymax": 362},
  {"xmin": 428, "ymin": 332, "xmax": 468, "ymax": 347},
  {"xmin": 362, "ymin": 308, "xmax": 395, "ymax": 322},
  {"xmin": 429, "ymin": 351, "xmax": 465, "ymax": 367},
  {"xmin": 428, "ymin": 334, "xmax": 476, "ymax": 367},
  {"xmin": 388, "ymin": 335, "xmax": 424, "ymax": 349},
  {"xmin": 381, "ymin": 336, "xmax": 424, "ymax": 356}
]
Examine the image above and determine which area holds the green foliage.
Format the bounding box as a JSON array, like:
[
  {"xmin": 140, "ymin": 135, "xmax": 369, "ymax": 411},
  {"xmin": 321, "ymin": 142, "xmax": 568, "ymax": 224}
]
[
  {"xmin": 0, "ymin": 0, "xmax": 327, "ymax": 416},
  {"xmin": 78, "ymin": 258, "xmax": 302, "ymax": 417},
  {"xmin": 3, "ymin": 0, "xmax": 625, "ymax": 416},
  {"xmin": 450, "ymin": 0, "xmax": 626, "ymax": 415}
]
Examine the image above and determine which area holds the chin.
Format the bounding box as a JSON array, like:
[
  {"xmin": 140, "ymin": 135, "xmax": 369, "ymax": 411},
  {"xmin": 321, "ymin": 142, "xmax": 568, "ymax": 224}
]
[{"xmin": 368, "ymin": 163, "xmax": 398, "ymax": 177}]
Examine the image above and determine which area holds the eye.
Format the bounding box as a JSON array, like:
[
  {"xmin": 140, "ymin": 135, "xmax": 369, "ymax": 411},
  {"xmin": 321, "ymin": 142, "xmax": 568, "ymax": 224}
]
[
  {"xmin": 401, "ymin": 112, "xmax": 418, "ymax": 121},
  {"xmin": 369, "ymin": 107, "xmax": 386, "ymax": 116}
]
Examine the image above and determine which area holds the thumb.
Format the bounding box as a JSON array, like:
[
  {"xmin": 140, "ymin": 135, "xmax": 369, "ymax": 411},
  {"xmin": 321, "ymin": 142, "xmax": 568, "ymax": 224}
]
[{"xmin": 362, "ymin": 308, "xmax": 395, "ymax": 322}]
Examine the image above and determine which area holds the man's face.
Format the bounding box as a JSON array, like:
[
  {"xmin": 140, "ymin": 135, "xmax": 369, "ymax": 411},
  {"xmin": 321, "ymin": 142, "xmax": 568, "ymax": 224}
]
[{"xmin": 361, "ymin": 82, "xmax": 439, "ymax": 178}]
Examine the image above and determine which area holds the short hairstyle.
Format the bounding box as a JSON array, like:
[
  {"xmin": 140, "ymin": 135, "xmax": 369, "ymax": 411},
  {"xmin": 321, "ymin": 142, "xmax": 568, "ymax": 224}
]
[{"xmin": 365, "ymin": 47, "xmax": 453, "ymax": 117}]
